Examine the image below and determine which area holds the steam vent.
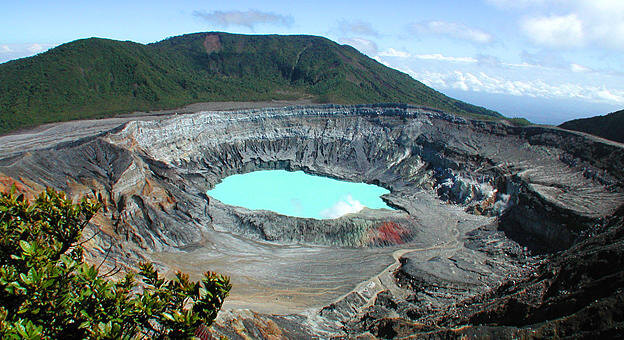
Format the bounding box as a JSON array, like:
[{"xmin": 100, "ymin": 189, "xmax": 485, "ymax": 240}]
[{"xmin": 1, "ymin": 104, "xmax": 623, "ymax": 338}]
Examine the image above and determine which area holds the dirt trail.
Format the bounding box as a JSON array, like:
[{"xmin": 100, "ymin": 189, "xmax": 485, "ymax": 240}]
[{"xmin": 326, "ymin": 221, "xmax": 463, "ymax": 314}]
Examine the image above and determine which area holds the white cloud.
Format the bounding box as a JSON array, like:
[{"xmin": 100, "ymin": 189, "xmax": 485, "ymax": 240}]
[
  {"xmin": 486, "ymin": 0, "xmax": 556, "ymax": 9},
  {"xmin": 411, "ymin": 21, "xmax": 493, "ymax": 44},
  {"xmin": 372, "ymin": 56, "xmax": 393, "ymax": 67},
  {"xmin": 409, "ymin": 69, "xmax": 624, "ymax": 105},
  {"xmin": 570, "ymin": 63, "xmax": 591, "ymax": 72},
  {"xmin": 338, "ymin": 20, "xmax": 379, "ymax": 37},
  {"xmin": 340, "ymin": 37, "xmax": 378, "ymax": 56},
  {"xmin": 0, "ymin": 43, "xmax": 56, "ymax": 63},
  {"xmin": 438, "ymin": 53, "xmax": 532, "ymax": 68},
  {"xmin": 476, "ymin": 54, "xmax": 502, "ymax": 67},
  {"xmin": 413, "ymin": 54, "xmax": 478, "ymax": 63},
  {"xmin": 522, "ymin": 14, "xmax": 584, "ymax": 48},
  {"xmin": 319, "ymin": 195, "xmax": 364, "ymax": 219},
  {"xmin": 375, "ymin": 51, "xmax": 488, "ymax": 68},
  {"xmin": 378, "ymin": 48, "xmax": 411, "ymax": 58},
  {"xmin": 27, "ymin": 43, "xmax": 45, "ymax": 53},
  {"xmin": 500, "ymin": 0, "xmax": 624, "ymax": 50},
  {"xmin": 578, "ymin": 0, "xmax": 624, "ymax": 50},
  {"xmin": 520, "ymin": 50, "xmax": 568, "ymax": 68},
  {"xmin": 192, "ymin": 9, "xmax": 293, "ymax": 29},
  {"xmin": 596, "ymin": 87, "xmax": 624, "ymax": 103}
]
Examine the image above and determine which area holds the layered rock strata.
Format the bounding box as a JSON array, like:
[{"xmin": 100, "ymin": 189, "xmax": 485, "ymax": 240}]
[{"xmin": 0, "ymin": 104, "xmax": 622, "ymax": 338}]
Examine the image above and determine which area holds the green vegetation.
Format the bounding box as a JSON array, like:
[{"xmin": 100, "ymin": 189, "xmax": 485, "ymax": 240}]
[
  {"xmin": 0, "ymin": 32, "xmax": 504, "ymax": 134},
  {"xmin": 0, "ymin": 187, "xmax": 230, "ymax": 339},
  {"xmin": 506, "ymin": 117, "xmax": 532, "ymax": 126},
  {"xmin": 559, "ymin": 109, "xmax": 624, "ymax": 143}
]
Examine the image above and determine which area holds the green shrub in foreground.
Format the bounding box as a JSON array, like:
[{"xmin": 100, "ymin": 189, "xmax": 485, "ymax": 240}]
[{"xmin": 0, "ymin": 187, "xmax": 231, "ymax": 339}]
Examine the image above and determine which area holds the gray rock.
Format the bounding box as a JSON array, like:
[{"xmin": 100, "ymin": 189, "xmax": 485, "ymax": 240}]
[{"xmin": 1, "ymin": 104, "xmax": 622, "ymax": 338}]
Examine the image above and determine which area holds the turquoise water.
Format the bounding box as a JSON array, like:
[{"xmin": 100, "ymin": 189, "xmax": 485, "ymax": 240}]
[{"xmin": 207, "ymin": 170, "xmax": 393, "ymax": 219}]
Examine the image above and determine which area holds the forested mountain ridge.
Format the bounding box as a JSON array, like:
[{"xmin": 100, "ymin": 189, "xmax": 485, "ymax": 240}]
[
  {"xmin": 0, "ymin": 32, "xmax": 503, "ymax": 134},
  {"xmin": 559, "ymin": 109, "xmax": 624, "ymax": 143}
]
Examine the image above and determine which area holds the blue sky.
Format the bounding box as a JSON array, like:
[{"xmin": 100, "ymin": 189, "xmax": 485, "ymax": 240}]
[{"xmin": 1, "ymin": 0, "xmax": 623, "ymax": 124}]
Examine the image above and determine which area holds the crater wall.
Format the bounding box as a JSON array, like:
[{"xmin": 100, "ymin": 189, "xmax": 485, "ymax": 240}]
[
  {"xmin": 1, "ymin": 105, "xmax": 622, "ymax": 257},
  {"xmin": 1, "ymin": 105, "xmax": 624, "ymax": 337}
]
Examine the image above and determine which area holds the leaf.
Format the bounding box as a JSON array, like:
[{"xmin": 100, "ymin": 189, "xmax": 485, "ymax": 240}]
[
  {"xmin": 15, "ymin": 322, "xmax": 28, "ymax": 337},
  {"xmin": 19, "ymin": 240, "xmax": 32, "ymax": 254},
  {"xmin": 0, "ymin": 188, "xmax": 230, "ymax": 338},
  {"xmin": 19, "ymin": 273, "xmax": 30, "ymax": 285}
]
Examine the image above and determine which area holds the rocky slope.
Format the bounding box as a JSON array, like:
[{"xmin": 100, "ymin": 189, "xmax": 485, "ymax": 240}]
[{"xmin": 0, "ymin": 104, "xmax": 622, "ymax": 338}]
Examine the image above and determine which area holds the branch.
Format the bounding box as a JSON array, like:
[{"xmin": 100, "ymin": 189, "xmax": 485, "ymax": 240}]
[
  {"xmin": 75, "ymin": 228, "xmax": 102, "ymax": 247},
  {"xmin": 96, "ymin": 245, "xmax": 114, "ymax": 271}
]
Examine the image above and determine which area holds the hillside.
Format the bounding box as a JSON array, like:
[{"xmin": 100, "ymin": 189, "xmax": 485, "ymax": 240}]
[
  {"xmin": 0, "ymin": 32, "xmax": 502, "ymax": 134},
  {"xmin": 559, "ymin": 109, "xmax": 624, "ymax": 143}
]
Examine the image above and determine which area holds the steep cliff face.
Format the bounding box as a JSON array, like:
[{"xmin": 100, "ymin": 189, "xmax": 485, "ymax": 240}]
[{"xmin": 0, "ymin": 104, "xmax": 622, "ymax": 338}]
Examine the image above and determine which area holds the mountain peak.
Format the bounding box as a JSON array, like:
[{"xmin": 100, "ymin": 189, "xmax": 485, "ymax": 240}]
[{"xmin": 0, "ymin": 32, "xmax": 502, "ymax": 134}]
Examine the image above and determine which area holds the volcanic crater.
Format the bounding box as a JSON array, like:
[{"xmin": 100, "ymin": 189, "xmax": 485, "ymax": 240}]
[{"xmin": 1, "ymin": 104, "xmax": 623, "ymax": 338}]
